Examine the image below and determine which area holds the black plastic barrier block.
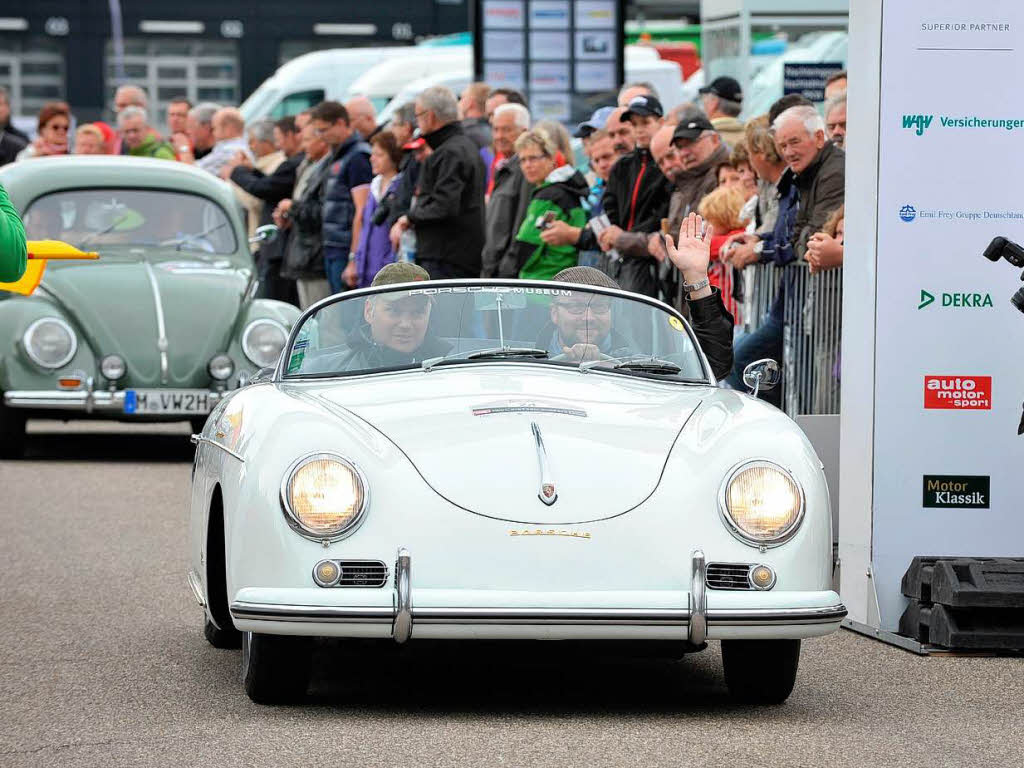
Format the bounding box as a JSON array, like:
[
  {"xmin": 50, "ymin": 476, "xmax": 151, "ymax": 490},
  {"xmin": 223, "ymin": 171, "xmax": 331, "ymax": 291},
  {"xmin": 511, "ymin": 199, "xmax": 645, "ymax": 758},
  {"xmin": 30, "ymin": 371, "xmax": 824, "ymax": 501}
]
[
  {"xmin": 901, "ymin": 557, "xmax": 1024, "ymax": 607},
  {"xmin": 900, "ymin": 601, "xmax": 1024, "ymax": 650}
]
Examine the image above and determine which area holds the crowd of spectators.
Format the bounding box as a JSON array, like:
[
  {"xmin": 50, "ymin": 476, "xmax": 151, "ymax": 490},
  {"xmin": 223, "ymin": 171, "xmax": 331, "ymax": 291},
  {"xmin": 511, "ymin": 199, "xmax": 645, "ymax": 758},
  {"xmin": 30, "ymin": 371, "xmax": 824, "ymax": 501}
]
[{"xmin": 0, "ymin": 69, "xmax": 847, "ymax": 395}]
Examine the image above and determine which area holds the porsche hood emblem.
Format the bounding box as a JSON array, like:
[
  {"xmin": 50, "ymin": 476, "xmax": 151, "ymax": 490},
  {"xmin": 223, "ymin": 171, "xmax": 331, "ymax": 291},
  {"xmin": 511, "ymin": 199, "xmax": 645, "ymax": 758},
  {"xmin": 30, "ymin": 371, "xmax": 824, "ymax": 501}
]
[
  {"xmin": 531, "ymin": 422, "xmax": 558, "ymax": 506},
  {"xmin": 541, "ymin": 483, "xmax": 556, "ymax": 499}
]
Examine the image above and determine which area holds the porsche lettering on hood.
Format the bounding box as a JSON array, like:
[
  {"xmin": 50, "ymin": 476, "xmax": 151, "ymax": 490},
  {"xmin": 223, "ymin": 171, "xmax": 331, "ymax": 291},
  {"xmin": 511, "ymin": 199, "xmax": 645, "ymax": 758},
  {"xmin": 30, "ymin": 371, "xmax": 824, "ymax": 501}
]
[{"xmin": 307, "ymin": 369, "xmax": 705, "ymax": 525}]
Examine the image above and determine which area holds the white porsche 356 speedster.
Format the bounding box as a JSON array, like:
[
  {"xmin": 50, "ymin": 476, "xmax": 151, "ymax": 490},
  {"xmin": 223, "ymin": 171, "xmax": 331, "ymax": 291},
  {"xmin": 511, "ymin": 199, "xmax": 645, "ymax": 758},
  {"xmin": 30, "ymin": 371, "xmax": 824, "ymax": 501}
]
[{"xmin": 188, "ymin": 278, "xmax": 845, "ymax": 704}]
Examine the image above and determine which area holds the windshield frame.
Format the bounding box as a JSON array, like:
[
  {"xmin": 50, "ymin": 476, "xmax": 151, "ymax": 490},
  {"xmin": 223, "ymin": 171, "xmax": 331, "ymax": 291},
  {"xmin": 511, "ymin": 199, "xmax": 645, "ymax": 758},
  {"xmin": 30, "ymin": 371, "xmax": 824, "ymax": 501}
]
[
  {"xmin": 22, "ymin": 185, "xmax": 241, "ymax": 255},
  {"xmin": 275, "ymin": 279, "xmax": 714, "ymax": 385}
]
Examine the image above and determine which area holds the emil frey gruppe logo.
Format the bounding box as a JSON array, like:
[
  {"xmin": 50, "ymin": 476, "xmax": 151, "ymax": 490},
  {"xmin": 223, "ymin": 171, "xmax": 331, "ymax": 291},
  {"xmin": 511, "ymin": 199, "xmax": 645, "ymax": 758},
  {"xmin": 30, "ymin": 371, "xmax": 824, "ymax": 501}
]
[
  {"xmin": 900, "ymin": 205, "xmax": 917, "ymax": 222},
  {"xmin": 899, "ymin": 203, "xmax": 1024, "ymax": 223},
  {"xmin": 924, "ymin": 376, "xmax": 992, "ymax": 410}
]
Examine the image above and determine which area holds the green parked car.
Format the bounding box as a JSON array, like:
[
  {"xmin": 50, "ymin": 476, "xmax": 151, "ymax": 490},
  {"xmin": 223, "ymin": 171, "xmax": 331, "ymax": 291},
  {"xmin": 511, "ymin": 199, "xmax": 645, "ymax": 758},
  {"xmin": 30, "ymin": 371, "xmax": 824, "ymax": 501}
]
[{"xmin": 0, "ymin": 155, "xmax": 300, "ymax": 457}]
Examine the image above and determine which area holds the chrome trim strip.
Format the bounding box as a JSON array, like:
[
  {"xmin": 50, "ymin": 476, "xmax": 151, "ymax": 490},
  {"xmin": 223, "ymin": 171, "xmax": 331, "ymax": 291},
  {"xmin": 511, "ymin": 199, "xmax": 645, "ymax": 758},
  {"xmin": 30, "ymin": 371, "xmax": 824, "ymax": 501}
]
[
  {"xmin": 143, "ymin": 261, "xmax": 170, "ymax": 385},
  {"xmin": 187, "ymin": 570, "xmax": 205, "ymax": 607},
  {"xmin": 228, "ymin": 602, "xmax": 846, "ymax": 627},
  {"xmin": 707, "ymin": 604, "xmax": 848, "ymax": 625},
  {"xmin": 4, "ymin": 388, "xmax": 225, "ymax": 412},
  {"xmin": 393, "ymin": 548, "xmax": 412, "ymax": 643},
  {"xmin": 531, "ymin": 421, "xmax": 558, "ymax": 506},
  {"xmin": 230, "ymin": 603, "xmax": 394, "ymax": 623},
  {"xmin": 192, "ymin": 434, "xmax": 245, "ymax": 462},
  {"xmin": 688, "ymin": 550, "xmax": 707, "ymax": 645}
]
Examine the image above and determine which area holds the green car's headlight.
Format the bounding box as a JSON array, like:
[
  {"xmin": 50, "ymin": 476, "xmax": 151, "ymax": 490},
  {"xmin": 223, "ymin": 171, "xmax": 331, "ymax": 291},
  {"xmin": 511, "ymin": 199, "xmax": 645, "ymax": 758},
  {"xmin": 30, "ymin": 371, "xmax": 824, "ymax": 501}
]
[
  {"xmin": 23, "ymin": 317, "xmax": 77, "ymax": 369},
  {"xmin": 281, "ymin": 453, "xmax": 368, "ymax": 541},
  {"xmin": 720, "ymin": 461, "xmax": 804, "ymax": 546},
  {"xmin": 242, "ymin": 319, "xmax": 287, "ymax": 368}
]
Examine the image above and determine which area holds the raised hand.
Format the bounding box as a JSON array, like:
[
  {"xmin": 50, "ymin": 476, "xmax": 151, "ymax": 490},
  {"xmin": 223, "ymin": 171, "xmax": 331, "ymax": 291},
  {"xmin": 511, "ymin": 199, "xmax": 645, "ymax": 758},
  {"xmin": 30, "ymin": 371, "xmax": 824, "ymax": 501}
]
[{"xmin": 663, "ymin": 212, "xmax": 713, "ymax": 298}]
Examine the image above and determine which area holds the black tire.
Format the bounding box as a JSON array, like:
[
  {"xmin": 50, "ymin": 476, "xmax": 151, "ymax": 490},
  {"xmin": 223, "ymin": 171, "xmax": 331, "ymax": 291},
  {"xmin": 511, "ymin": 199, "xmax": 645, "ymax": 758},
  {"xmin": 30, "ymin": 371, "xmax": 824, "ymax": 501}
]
[
  {"xmin": 204, "ymin": 614, "xmax": 241, "ymax": 649},
  {"xmin": 721, "ymin": 639, "xmax": 800, "ymax": 704},
  {"xmin": 242, "ymin": 632, "xmax": 313, "ymax": 704},
  {"xmin": 0, "ymin": 400, "xmax": 26, "ymax": 459}
]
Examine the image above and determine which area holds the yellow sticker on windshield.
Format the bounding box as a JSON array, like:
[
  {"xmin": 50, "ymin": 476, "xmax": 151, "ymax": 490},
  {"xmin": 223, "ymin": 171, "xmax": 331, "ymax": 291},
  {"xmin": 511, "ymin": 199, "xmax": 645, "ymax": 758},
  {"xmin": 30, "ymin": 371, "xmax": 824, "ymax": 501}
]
[{"xmin": 668, "ymin": 316, "xmax": 684, "ymax": 332}]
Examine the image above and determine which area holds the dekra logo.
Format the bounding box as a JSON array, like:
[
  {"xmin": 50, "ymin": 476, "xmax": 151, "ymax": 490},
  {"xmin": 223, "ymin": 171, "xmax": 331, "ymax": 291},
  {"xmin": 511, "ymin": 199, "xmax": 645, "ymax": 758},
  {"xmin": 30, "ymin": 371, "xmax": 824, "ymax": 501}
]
[
  {"xmin": 903, "ymin": 114, "xmax": 933, "ymax": 135},
  {"xmin": 917, "ymin": 289, "xmax": 993, "ymax": 309}
]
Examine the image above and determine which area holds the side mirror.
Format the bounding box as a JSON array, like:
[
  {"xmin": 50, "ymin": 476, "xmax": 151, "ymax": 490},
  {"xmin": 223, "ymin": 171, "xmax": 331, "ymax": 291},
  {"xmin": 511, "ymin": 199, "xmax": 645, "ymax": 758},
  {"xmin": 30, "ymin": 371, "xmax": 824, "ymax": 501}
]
[
  {"xmin": 743, "ymin": 358, "xmax": 781, "ymax": 397},
  {"xmin": 250, "ymin": 366, "xmax": 275, "ymax": 385},
  {"xmin": 249, "ymin": 224, "xmax": 279, "ymax": 245}
]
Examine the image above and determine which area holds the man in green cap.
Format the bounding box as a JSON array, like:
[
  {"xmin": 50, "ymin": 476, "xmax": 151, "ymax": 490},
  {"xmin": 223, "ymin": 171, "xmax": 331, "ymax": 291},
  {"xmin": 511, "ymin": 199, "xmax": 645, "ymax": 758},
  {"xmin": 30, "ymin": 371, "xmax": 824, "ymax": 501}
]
[{"xmin": 0, "ymin": 182, "xmax": 27, "ymax": 282}]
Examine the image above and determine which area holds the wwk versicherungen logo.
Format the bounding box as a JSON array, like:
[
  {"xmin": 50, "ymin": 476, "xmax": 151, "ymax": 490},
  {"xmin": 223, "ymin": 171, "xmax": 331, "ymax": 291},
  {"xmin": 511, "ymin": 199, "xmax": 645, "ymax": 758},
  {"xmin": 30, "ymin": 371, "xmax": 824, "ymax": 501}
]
[{"xmin": 902, "ymin": 114, "xmax": 933, "ymax": 135}]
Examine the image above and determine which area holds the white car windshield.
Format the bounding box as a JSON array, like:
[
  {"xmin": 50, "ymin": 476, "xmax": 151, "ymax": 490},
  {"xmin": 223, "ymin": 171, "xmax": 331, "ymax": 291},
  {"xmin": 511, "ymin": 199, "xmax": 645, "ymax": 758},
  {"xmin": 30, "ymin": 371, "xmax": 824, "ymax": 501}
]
[{"xmin": 283, "ymin": 283, "xmax": 709, "ymax": 383}]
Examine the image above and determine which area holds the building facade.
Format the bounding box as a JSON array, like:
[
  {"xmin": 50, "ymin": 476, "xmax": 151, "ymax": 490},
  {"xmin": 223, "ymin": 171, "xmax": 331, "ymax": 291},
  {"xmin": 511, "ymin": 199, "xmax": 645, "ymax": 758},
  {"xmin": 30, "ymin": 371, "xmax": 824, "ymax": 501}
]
[{"xmin": 0, "ymin": 1, "xmax": 467, "ymax": 125}]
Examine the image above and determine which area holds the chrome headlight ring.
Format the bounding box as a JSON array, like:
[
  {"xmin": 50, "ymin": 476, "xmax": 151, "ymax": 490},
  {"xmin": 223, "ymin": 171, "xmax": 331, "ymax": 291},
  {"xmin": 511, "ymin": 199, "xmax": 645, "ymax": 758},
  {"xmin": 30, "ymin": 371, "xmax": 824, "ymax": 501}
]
[
  {"xmin": 22, "ymin": 317, "xmax": 78, "ymax": 369},
  {"xmin": 717, "ymin": 459, "xmax": 806, "ymax": 549},
  {"xmin": 241, "ymin": 319, "xmax": 288, "ymax": 369},
  {"xmin": 279, "ymin": 452, "xmax": 370, "ymax": 543}
]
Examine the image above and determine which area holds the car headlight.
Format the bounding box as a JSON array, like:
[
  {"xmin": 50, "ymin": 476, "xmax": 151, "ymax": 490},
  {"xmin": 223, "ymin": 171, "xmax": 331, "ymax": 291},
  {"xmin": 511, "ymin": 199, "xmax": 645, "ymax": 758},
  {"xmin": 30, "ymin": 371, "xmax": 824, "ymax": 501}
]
[
  {"xmin": 281, "ymin": 453, "xmax": 368, "ymax": 540},
  {"xmin": 242, "ymin": 319, "xmax": 287, "ymax": 368},
  {"xmin": 100, "ymin": 354, "xmax": 126, "ymax": 380},
  {"xmin": 207, "ymin": 354, "xmax": 234, "ymax": 381},
  {"xmin": 22, "ymin": 317, "xmax": 77, "ymax": 369},
  {"xmin": 720, "ymin": 461, "xmax": 804, "ymax": 546}
]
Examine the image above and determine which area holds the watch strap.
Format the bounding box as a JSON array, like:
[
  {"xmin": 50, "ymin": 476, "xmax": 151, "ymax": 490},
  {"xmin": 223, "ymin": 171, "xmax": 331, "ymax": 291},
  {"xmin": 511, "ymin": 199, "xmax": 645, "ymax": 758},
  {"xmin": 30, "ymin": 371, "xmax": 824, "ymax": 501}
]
[{"xmin": 683, "ymin": 276, "xmax": 710, "ymax": 294}]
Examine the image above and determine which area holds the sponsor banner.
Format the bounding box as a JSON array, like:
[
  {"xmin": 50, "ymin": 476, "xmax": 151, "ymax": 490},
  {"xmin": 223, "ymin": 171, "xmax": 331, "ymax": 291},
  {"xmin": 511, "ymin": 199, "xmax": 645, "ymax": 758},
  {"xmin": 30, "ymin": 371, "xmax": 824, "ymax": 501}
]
[
  {"xmin": 922, "ymin": 475, "xmax": 991, "ymax": 509},
  {"xmin": 871, "ymin": 0, "xmax": 1022, "ymax": 630},
  {"xmin": 923, "ymin": 376, "xmax": 992, "ymax": 410},
  {"xmin": 783, "ymin": 62, "xmax": 844, "ymax": 102}
]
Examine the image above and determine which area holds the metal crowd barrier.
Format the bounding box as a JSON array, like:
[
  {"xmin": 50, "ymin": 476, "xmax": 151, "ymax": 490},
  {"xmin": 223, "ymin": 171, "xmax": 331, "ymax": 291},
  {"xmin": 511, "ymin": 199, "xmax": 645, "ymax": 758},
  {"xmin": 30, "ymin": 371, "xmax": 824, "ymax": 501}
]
[{"xmin": 741, "ymin": 261, "xmax": 843, "ymax": 417}]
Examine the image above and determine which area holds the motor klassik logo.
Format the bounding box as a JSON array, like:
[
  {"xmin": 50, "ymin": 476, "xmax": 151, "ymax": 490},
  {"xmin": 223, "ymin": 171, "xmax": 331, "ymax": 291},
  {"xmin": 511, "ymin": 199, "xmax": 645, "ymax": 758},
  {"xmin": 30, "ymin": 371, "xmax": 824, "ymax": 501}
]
[
  {"xmin": 924, "ymin": 375, "xmax": 992, "ymax": 410},
  {"xmin": 922, "ymin": 475, "xmax": 990, "ymax": 509}
]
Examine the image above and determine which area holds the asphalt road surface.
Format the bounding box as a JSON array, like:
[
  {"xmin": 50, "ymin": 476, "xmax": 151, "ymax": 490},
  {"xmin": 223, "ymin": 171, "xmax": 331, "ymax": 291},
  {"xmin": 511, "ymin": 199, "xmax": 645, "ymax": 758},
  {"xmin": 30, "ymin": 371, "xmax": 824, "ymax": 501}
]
[{"xmin": 2, "ymin": 421, "xmax": 1023, "ymax": 767}]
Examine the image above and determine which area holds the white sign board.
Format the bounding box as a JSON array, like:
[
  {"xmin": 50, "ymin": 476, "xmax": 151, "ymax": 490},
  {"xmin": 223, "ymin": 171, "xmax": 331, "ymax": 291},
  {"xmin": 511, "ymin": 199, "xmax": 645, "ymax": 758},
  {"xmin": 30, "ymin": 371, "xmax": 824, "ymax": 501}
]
[{"xmin": 843, "ymin": 0, "xmax": 1024, "ymax": 633}]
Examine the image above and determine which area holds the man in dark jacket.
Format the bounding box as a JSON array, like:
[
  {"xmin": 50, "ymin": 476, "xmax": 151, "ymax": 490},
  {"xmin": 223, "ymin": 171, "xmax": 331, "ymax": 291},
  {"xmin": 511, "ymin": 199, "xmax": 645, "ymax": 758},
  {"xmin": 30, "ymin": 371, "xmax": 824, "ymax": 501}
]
[
  {"xmin": 596, "ymin": 95, "xmax": 671, "ymax": 297},
  {"xmin": 550, "ymin": 210, "xmax": 733, "ymax": 381},
  {"xmin": 310, "ymin": 101, "xmax": 373, "ymax": 294},
  {"xmin": 226, "ymin": 115, "xmax": 304, "ymax": 304},
  {"xmin": 392, "ymin": 86, "xmax": 486, "ymax": 279},
  {"xmin": 0, "ymin": 88, "xmax": 27, "ymax": 166}
]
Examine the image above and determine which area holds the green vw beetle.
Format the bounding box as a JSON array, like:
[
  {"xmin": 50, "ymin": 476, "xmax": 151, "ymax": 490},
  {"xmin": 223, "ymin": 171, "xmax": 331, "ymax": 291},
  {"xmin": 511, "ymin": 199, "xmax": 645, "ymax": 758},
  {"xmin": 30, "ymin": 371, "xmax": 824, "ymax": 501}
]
[{"xmin": 0, "ymin": 156, "xmax": 300, "ymax": 457}]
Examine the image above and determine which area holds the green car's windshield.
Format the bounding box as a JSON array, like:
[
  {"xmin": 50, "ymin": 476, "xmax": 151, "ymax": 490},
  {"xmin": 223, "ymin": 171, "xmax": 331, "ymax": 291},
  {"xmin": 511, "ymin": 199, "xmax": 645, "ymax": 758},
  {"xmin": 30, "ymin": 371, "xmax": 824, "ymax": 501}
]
[
  {"xmin": 283, "ymin": 284, "xmax": 709, "ymax": 383},
  {"xmin": 22, "ymin": 188, "xmax": 237, "ymax": 254}
]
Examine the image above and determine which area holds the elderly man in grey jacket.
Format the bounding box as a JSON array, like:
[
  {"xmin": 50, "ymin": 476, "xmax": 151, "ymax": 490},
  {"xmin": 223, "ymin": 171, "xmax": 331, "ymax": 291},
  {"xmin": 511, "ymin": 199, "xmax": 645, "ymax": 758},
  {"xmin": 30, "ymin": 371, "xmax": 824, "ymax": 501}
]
[{"xmin": 480, "ymin": 102, "xmax": 532, "ymax": 277}]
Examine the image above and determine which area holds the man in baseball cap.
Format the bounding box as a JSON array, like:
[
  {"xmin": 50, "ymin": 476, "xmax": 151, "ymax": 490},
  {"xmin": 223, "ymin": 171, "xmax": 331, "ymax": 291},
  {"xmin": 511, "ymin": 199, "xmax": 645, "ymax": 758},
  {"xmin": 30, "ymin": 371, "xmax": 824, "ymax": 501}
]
[
  {"xmin": 573, "ymin": 105, "xmax": 615, "ymax": 140},
  {"xmin": 698, "ymin": 76, "xmax": 744, "ymax": 147}
]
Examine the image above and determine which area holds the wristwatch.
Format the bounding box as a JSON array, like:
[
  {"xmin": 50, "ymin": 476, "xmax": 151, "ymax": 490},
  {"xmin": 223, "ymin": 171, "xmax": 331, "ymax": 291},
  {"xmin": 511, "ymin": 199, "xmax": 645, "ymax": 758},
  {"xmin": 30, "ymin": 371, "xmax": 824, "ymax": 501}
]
[{"xmin": 683, "ymin": 276, "xmax": 710, "ymax": 295}]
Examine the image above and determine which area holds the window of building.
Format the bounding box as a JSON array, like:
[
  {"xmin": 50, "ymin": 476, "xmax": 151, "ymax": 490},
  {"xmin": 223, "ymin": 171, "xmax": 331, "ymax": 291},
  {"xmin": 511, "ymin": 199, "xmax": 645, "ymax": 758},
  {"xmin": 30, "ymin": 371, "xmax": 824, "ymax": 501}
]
[
  {"xmin": 0, "ymin": 37, "xmax": 66, "ymax": 119},
  {"xmin": 104, "ymin": 39, "xmax": 239, "ymax": 130}
]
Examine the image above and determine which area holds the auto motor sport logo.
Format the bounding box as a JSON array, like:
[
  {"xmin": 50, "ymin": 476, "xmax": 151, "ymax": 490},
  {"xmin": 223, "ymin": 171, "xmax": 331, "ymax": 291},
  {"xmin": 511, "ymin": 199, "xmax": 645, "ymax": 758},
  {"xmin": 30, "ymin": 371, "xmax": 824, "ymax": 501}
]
[
  {"xmin": 922, "ymin": 475, "xmax": 990, "ymax": 509},
  {"xmin": 924, "ymin": 375, "xmax": 991, "ymax": 410}
]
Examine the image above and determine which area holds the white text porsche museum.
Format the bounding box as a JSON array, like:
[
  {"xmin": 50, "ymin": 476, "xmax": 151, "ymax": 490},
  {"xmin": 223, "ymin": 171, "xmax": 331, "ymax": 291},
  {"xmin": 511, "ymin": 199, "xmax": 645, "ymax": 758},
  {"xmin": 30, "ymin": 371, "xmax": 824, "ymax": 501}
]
[{"xmin": 188, "ymin": 280, "xmax": 845, "ymax": 704}]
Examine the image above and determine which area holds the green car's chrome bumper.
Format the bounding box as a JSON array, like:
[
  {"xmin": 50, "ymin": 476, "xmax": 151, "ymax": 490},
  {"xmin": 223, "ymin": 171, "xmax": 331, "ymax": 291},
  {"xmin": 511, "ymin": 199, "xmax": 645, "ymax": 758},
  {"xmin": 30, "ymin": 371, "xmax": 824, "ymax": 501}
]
[{"xmin": 4, "ymin": 388, "xmax": 226, "ymax": 413}]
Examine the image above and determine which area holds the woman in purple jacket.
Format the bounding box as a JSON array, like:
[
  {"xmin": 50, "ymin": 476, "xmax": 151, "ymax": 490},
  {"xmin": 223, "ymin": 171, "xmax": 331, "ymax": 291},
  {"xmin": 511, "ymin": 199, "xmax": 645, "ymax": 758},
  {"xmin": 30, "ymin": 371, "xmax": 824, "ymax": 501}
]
[{"xmin": 351, "ymin": 132, "xmax": 403, "ymax": 288}]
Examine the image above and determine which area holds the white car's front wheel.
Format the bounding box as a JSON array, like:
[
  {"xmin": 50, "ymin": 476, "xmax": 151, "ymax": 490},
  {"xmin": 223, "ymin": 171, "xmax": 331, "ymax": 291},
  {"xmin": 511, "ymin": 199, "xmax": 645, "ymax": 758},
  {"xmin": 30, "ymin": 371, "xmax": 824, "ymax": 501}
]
[
  {"xmin": 721, "ymin": 639, "xmax": 800, "ymax": 704},
  {"xmin": 241, "ymin": 632, "xmax": 313, "ymax": 705}
]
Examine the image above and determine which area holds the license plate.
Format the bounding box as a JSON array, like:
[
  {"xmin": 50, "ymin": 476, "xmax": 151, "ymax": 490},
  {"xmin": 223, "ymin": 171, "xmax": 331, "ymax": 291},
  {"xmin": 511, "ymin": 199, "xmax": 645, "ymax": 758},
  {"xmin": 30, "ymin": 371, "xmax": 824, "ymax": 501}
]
[{"xmin": 123, "ymin": 389, "xmax": 213, "ymax": 415}]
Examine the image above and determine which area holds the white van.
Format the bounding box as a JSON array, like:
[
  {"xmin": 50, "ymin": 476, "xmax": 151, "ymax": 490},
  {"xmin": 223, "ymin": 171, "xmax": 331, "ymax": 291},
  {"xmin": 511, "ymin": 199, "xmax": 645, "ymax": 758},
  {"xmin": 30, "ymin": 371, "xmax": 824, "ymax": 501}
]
[
  {"xmin": 239, "ymin": 46, "xmax": 412, "ymax": 122},
  {"xmin": 375, "ymin": 46, "xmax": 685, "ymax": 124},
  {"xmin": 344, "ymin": 48, "xmax": 472, "ymax": 113}
]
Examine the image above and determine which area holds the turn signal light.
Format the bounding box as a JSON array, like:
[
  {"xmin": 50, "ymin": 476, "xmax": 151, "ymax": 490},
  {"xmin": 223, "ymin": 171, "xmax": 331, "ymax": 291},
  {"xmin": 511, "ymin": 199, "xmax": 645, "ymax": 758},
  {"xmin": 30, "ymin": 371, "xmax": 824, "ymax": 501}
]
[
  {"xmin": 313, "ymin": 559, "xmax": 342, "ymax": 587},
  {"xmin": 57, "ymin": 376, "xmax": 83, "ymax": 389},
  {"xmin": 749, "ymin": 565, "xmax": 776, "ymax": 590}
]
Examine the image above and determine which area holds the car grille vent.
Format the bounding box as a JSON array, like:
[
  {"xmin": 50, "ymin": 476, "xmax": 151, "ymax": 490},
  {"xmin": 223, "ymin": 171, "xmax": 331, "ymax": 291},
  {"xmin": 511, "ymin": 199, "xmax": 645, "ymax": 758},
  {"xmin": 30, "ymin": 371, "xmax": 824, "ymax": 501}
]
[
  {"xmin": 335, "ymin": 560, "xmax": 388, "ymax": 588},
  {"xmin": 706, "ymin": 562, "xmax": 754, "ymax": 591}
]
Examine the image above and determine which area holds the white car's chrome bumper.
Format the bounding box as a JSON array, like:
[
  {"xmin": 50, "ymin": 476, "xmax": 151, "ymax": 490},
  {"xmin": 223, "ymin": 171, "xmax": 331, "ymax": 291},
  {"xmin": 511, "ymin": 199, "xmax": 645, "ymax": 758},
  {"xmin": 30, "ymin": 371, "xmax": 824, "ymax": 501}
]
[
  {"xmin": 227, "ymin": 549, "xmax": 847, "ymax": 643},
  {"xmin": 3, "ymin": 388, "xmax": 224, "ymax": 413}
]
